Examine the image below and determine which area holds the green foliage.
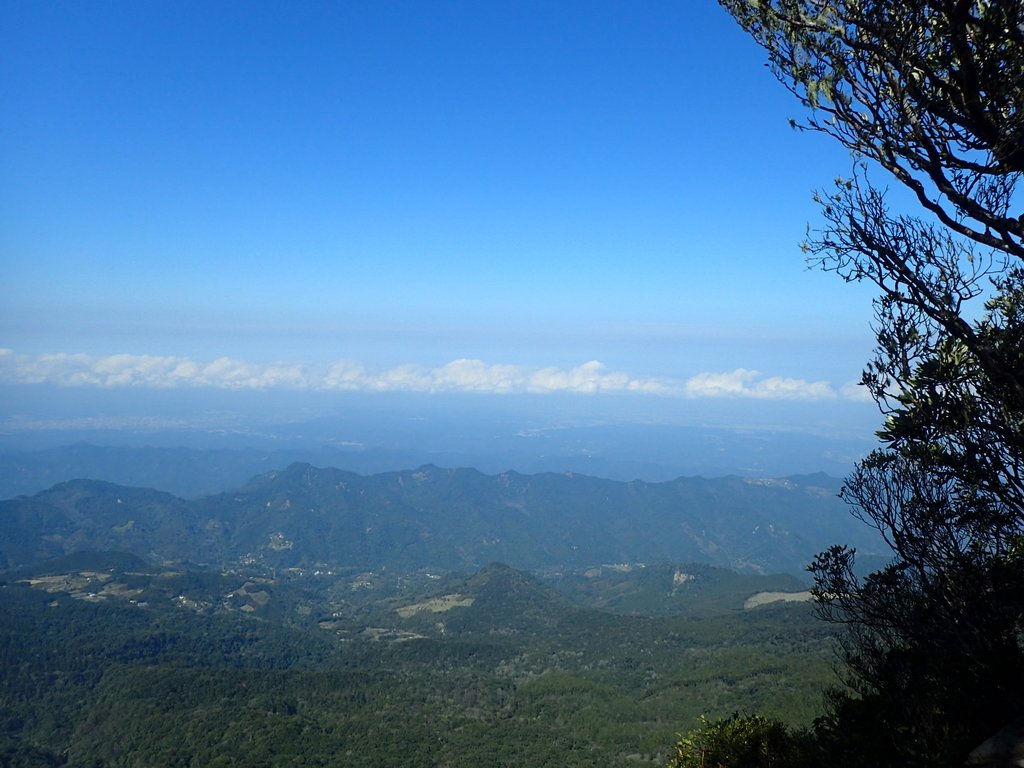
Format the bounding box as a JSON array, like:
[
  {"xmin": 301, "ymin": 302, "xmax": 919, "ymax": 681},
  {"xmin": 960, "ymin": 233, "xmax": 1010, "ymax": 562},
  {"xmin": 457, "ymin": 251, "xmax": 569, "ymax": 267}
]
[
  {"xmin": 550, "ymin": 562, "xmax": 809, "ymax": 617},
  {"xmin": 0, "ymin": 558, "xmax": 837, "ymax": 767},
  {"xmin": 721, "ymin": 0, "xmax": 1024, "ymax": 765},
  {"xmin": 0, "ymin": 467, "xmax": 871, "ymax": 576},
  {"xmin": 669, "ymin": 713, "xmax": 814, "ymax": 768}
]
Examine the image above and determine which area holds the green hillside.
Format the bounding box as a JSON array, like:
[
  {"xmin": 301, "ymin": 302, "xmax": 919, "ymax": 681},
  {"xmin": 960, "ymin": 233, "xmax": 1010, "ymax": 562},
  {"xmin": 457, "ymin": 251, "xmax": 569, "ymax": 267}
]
[
  {"xmin": 0, "ymin": 464, "xmax": 884, "ymax": 575},
  {"xmin": 0, "ymin": 555, "xmax": 836, "ymax": 767}
]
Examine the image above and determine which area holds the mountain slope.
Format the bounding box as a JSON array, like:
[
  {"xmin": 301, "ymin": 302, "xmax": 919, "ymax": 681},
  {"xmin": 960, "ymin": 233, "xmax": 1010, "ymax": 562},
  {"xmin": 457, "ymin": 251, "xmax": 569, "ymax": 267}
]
[{"xmin": 0, "ymin": 463, "xmax": 884, "ymax": 574}]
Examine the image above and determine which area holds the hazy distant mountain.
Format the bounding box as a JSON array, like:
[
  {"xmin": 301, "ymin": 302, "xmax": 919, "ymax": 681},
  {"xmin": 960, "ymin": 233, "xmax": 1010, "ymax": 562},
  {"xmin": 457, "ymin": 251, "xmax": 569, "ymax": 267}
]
[
  {"xmin": 0, "ymin": 443, "xmax": 332, "ymax": 499},
  {"xmin": 0, "ymin": 463, "xmax": 885, "ymax": 575},
  {"xmin": 0, "ymin": 419, "xmax": 875, "ymax": 499}
]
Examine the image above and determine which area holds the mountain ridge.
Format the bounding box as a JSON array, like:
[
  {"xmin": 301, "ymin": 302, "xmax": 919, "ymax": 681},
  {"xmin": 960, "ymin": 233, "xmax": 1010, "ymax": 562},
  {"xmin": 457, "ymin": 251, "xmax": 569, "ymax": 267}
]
[{"xmin": 0, "ymin": 461, "xmax": 883, "ymax": 576}]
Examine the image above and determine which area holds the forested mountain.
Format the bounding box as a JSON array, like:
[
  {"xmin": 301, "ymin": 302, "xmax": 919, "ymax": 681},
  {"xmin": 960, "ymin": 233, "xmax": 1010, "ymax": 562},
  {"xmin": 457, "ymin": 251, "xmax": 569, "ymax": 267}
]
[
  {"xmin": 0, "ymin": 442, "xmax": 314, "ymax": 500},
  {"xmin": 0, "ymin": 462, "xmax": 882, "ymax": 576},
  {"xmin": 1, "ymin": 554, "xmax": 835, "ymax": 767},
  {"xmin": 0, "ymin": 426, "xmax": 875, "ymax": 500},
  {"xmin": 0, "ymin": 461, "xmax": 875, "ymax": 765}
]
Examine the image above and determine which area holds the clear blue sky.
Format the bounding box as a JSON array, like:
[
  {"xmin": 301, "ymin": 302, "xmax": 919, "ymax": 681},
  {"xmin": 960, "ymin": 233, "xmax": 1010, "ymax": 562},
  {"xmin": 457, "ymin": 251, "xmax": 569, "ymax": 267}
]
[{"xmin": 1, "ymin": 1, "xmax": 880, "ymax": 417}]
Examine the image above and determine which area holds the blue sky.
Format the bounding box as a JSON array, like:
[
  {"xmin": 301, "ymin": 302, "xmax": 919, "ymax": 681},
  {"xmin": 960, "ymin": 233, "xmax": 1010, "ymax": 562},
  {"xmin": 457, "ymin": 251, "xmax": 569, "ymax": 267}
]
[{"xmin": 1, "ymin": 1, "xmax": 880, "ymax": 426}]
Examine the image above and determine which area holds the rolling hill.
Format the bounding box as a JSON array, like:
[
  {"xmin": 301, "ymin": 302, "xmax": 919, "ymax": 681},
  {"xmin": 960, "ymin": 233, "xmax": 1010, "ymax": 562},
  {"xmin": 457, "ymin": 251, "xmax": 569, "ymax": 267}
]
[{"xmin": 0, "ymin": 462, "xmax": 885, "ymax": 575}]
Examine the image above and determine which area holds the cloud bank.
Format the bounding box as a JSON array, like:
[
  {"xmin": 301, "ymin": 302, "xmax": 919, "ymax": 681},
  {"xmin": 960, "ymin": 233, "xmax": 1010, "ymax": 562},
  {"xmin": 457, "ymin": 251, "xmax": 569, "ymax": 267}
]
[{"xmin": 0, "ymin": 349, "xmax": 853, "ymax": 401}]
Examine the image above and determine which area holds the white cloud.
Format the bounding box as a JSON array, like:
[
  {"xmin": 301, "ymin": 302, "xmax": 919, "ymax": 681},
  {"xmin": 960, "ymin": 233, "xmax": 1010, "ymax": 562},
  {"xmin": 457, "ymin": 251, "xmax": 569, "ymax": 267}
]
[
  {"xmin": 683, "ymin": 368, "xmax": 760, "ymax": 398},
  {"xmin": 432, "ymin": 359, "xmax": 524, "ymax": 393},
  {"xmin": 682, "ymin": 368, "xmax": 837, "ymax": 401},
  {"xmin": 527, "ymin": 361, "xmax": 670, "ymax": 395},
  {"xmin": 839, "ymin": 379, "xmax": 873, "ymax": 402},
  {"xmin": 321, "ymin": 358, "xmax": 668, "ymax": 395},
  {"xmin": 0, "ymin": 349, "xmax": 855, "ymax": 401}
]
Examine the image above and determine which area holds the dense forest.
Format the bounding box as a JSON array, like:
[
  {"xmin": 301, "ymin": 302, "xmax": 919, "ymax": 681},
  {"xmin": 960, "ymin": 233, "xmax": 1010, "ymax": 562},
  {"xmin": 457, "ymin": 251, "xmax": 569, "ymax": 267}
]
[
  {"xmin": 1, "ymin": 553, "xmax": 834, "ymax": 767},
  {"xmin": 0, "ymin": 465, "xmax": 881, "ymax": 576},
  {"xmin": 3, "ymin": 1, "xmax": 1023, "ymax": 766},
  {"xmin": 676, "ymin": 1, "xmax": 1024, "ymax": 766}
]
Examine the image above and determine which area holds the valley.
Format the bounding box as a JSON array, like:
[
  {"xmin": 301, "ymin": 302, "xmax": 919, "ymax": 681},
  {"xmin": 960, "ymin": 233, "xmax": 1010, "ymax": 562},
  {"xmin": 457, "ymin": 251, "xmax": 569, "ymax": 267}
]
[
  {"xmin": 0, "ymin": 458, "xmax": 864, "ymax": 766},
  {"xmin": 1, "ymin": 551, "xmax": 836, "ymax": 767}
]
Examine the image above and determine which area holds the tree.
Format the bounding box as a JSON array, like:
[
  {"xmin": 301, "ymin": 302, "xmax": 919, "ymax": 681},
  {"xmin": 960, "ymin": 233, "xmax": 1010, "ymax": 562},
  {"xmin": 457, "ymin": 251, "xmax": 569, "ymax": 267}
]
[
  {"xmin": 718, "ymin": 1, "xmax": 1024, "ymax": 765},
  {"xmin": 668, "ymin": 713, "xmax": 814, "ymax": 768}
]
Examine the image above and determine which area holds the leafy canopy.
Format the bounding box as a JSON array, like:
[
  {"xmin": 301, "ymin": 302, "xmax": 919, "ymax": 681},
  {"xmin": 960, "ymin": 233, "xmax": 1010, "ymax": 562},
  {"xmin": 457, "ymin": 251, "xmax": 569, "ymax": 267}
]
[
  {"xmin": 668, "ymin": 713, "xmax": 814, "ymax": 768},
  {"xmin": 720, "ymin": 1, "xmax": 1024, "ymax": 765}
]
